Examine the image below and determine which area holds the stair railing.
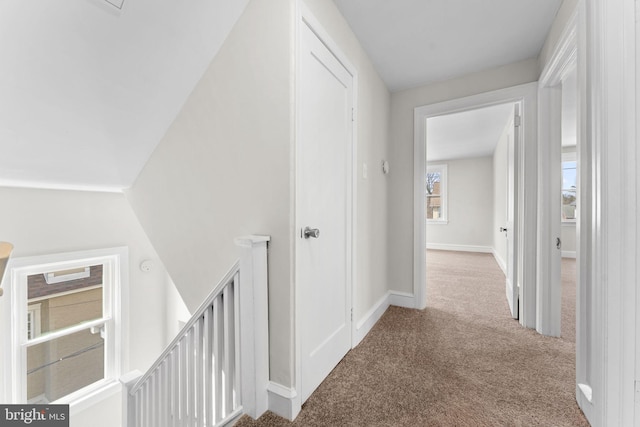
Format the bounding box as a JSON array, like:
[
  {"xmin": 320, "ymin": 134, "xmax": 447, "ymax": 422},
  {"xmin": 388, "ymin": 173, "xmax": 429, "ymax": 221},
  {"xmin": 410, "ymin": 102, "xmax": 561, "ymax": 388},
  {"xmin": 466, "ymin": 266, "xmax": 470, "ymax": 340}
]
[{"xmin": 121, "ymin": 236, "xmax": 270, "ymax": 426}]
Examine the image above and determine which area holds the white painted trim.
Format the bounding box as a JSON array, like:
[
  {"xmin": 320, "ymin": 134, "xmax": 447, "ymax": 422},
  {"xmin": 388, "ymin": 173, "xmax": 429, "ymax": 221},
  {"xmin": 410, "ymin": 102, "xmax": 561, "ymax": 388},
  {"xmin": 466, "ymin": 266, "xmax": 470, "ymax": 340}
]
[
  {"xmin": 492, "ymin": 249, "xmax": 507, "ymax": 276},
  {"xmin": 354, "ymin": 292, "xmax": 389, "ymax": 346},
  {"xmin": 294, "ymin": 2, "xmax": 357, "ymax": 419},
  {"xmin": 235, "ymin": 235, "xmax": 271, "ymax": 420},
  {"xmin": 582, "ymin": 0, "xmax": 638, "ymax": 424},
  {"xmin": 388, "ymin": 291, "xmax": 415, "ymax": 308},
  {"xmin": 0, "ymin": 247, "xmax": 128, "ymax": 406},
  {"xmin": 354, "ymin": 291, "xmax": 416, "ymax": 348},
  {"xmin": 68, "ymin": 380, "xmax": 121, "ymax": 415},
  {"xmin": 0, "ymin": 180, "xmax": 125, "ymax": 194},
  {"xmin": 414, "ymin": 82, "xmax": 538, "ymax": 329},
  {"xmin": 120, "ymin": 370, "xmax": 142, "ymax": 427},
  {"xmin": 578, "ymin": 383, "xmax": 593, "ymax": 403},
  {"xmin": 426, "ymin": 243, "xmax": 492, "ymax": 253},
  {"xmin": 537, "ymin": 7, "xmax": 577, "ymax": 339},
  {"xmin": 267, "ymin": 382, "xmax": 299, "ymax": 421},
  {"xmin": 562, "ymin": 251, "xmax": 576, "ymax": 259},
  {"xmin": 536, "ymin": 84, "xmax": 563, "ymax": 338}
]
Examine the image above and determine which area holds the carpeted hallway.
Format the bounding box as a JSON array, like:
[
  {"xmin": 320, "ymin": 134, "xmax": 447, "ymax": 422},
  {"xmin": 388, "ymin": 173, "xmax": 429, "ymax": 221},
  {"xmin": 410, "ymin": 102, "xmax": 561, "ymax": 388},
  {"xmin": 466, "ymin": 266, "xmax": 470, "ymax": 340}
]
[{"xmin": 235, "ymin": 250, "xmax": 589, "ymax": 426}]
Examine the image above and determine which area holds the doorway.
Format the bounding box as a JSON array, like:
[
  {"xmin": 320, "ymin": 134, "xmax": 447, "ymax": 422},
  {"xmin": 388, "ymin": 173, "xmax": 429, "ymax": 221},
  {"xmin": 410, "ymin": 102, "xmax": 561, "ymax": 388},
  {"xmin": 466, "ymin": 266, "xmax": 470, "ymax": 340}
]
[
  {"xmin": 424, "ymin": 103, "xmax": 519, "ymax": 317},
  {"xmin": 413, "ymin": 83, "xmax": 538, "ymax": 328}
]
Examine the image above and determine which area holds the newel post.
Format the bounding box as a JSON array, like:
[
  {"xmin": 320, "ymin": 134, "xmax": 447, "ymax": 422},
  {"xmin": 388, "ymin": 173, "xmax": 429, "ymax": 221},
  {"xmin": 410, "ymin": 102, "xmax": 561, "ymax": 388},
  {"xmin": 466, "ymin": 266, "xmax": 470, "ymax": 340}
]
[
  {"xmin": 120, "ymin": 370, "xmax": 143, "ymax": 427},
  {"xmin": 234, "ymin": 235, "xmax": 270, "ymax": 420}
]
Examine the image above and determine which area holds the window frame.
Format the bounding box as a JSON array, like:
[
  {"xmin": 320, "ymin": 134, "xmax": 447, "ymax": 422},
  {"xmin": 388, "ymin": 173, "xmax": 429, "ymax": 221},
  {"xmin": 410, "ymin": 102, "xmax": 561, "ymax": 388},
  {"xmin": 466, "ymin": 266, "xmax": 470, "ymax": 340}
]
[
  {"xmin": 561, "ymin": 150, "xmax": 577, "ymax": 223},
  {"xmin": 3, "ymin": 247, "xmax": 128, "ymax": 409},
  {"xmin": 426, "ymin": 163, "xmax": 448, "ymax": 224}
]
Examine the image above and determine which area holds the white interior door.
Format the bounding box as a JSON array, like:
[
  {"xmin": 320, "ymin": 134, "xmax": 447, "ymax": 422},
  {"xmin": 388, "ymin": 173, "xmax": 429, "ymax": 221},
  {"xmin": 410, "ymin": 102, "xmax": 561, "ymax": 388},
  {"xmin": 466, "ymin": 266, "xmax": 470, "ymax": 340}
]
[
  {"xmin": 298, "ymin": 22, "xmax": 353, "ymax": 403},
  {"xmin": 505, "ymin": 106, "xmax": 519, "ymax": 319}
]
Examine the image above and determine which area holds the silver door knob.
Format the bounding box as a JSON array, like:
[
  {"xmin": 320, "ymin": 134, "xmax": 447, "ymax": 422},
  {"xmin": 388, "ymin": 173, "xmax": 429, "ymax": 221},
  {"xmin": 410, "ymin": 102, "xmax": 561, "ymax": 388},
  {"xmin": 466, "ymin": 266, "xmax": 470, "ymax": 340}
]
[{"xmin": 303, "ymin": 227, "xmax": 320, "ymax": 239}]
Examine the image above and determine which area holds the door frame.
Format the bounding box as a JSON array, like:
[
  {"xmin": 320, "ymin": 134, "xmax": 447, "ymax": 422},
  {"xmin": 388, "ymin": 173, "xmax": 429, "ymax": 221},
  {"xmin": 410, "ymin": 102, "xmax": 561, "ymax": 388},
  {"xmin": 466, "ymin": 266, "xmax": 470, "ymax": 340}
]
[
  {"xmin": 578, "ymin": 0, "xmax": 639, "ymax": 423},
  {"xmin": 537, "ymin": 10, "xmax": 577, "ymax": 338},
  {"xmin": 413, "ymin": 82, "xmax": 538, "ymax": 328},
  {"xmin": 292, "ymin": 2, "xmax": 358, "ymax": 418}
]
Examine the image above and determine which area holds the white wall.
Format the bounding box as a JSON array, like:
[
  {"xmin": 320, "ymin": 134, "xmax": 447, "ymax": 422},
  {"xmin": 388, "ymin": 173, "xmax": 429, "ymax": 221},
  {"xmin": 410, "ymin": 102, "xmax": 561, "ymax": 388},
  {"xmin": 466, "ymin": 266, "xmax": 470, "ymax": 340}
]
[
  {"xmin": 300, "ymin": 0, "xmax": 392, "ymax": 344},
  {"xmin": 0, "ymin": 187, "xmax": 180, "ymax": 427},
  {"xmin": 125, "ymin": 0, "xmax": 294, "ymax": 386},
  {"xmin": 388, "ymin": 59, "xmax": 539, "ymax": 295},
  {"xmin": 492, "ymin": 113, "xmax": 513, "ymax": 270},
  {"xmin": 426, "ymin": 156, "xmax": 493, "ymax": 250}
]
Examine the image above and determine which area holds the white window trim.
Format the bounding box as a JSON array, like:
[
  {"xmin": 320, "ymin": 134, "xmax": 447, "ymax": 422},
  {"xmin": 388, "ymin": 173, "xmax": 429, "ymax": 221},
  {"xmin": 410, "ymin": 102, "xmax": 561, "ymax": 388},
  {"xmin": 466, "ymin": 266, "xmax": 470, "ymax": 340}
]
[
  {"xmin": 1, "ymin": 247, "xmax": 129, "ymax": 410},
  {"xmin": 561, "ymin": 150, "xmax": 577, "ymax": 224},
  {"xmin": 426, "ymin": 163, "xmax": 448, "ymax": 224}
]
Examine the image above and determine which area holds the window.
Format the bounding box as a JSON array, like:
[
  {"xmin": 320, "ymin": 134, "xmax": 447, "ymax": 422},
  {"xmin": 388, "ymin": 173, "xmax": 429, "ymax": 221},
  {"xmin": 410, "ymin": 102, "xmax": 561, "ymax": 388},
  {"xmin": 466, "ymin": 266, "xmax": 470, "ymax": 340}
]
[
  {"xmin": 562, "ymin": 152, "xmax": 577, "ymax": 221},
  {"xmin": 426, "ymin": 164, "xmax": 447, "ymax": 223},
  {"xmin": 5, "ymin": 248, "xmax": 127, "ymax": 406}
]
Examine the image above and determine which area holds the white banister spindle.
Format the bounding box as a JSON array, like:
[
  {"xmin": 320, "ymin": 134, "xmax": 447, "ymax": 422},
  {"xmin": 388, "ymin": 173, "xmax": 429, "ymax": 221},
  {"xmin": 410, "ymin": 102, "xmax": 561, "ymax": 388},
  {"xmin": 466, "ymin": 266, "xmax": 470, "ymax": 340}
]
[
  {"xmin": 213, "ymin": 295, "xmax": 223, "ymax": 422},
  {"xmin": 204, "ymin": 307, "xmax": 213, "ymax": 427},
  {"xmin": 223, "ymin": 284, "xmax": 233, "ymax": 416},
  {"xmin": 188, "ymin": 328, "xmax": 195, "ymax": 426},
  {"xmin": 144, "ymin": 381, "xmax": 150, "ymax": 427},
  {"xmin": 233, "ymin": 273, "xmax": 241, "ymax": 410},
  {"xmin": 180, "ymin": 337, "xmax": 187, "ymax": 427},
  {"xmin": 196, "ymin": 315, "xmax": 204, "ymax": 427},
  {"xmin": 171, "ymin": 351, "xmax": 178, "ymax": 424},
  {"xmin": 124, "ymin": 236, "xmax": 270, "ymax": 427}
]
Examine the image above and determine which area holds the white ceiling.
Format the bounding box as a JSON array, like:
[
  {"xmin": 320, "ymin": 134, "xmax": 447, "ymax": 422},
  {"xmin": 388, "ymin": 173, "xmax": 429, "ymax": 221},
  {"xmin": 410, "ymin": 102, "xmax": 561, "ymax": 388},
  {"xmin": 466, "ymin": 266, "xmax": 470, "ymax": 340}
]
[
  {"xmin": 332, "ymin": 0, "xmax": 563, "ymax": 92},
  {"xmin": 427, "ymin": 103, "xmax": 514, "ymax": 162},
  {"xmin": 0, "ymin": 0, "xmax": 248, "ymax": 191},
  {"xmin": 1, "ymin": 0, "xmax": 563, "ymax": 191}
]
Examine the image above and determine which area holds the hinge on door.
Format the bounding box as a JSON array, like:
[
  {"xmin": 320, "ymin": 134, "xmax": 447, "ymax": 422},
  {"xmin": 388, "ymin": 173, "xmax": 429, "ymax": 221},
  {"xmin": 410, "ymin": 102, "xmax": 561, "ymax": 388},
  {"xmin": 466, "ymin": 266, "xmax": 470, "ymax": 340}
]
[
  {"xmin": 514, "ymin": 115, "xmax": 522, "ymax": 127},
  {"xmin": 351, "ymin": 108, "xmax": 355, "ymax": 122},
  {"xmin": 350, "ymin": 308, "xmax": 353, "ymax": 322}
]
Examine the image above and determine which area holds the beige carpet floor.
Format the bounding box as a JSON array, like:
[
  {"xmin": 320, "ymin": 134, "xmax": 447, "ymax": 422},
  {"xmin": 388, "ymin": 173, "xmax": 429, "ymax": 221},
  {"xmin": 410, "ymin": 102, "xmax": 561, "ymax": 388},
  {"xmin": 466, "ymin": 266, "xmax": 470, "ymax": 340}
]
[{"xmin": 235, "ymin": 250, "xmax": 589, "ymax": 426}]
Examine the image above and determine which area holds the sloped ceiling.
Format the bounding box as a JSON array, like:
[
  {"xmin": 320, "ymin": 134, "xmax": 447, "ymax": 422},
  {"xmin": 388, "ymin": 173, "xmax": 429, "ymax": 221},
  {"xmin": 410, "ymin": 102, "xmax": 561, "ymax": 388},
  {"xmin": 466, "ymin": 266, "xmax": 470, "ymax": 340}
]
[
  {"xmin": 427, "ymin": 103, "xmax": 514, "ymax": 162},
  {"xmin": 0, "ymin": 0, "xmax": 249, "ymax": 191}
]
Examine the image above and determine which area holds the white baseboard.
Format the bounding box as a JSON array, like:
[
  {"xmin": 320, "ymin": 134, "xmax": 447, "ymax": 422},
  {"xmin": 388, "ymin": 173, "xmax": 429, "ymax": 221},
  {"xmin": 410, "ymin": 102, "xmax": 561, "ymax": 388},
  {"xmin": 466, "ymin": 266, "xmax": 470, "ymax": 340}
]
[
  {"xmin": 389, "ymin": 291, "xmax": 415, "ymax": 308},
  {"xmin": 267, "ymin": 382, "xmax": 300, "ymax": 421},
  {"xmin": 355, "ymin": 292, "xmax": 390, "ymax": 346},
  {"xmin": 354, "ymin": 291, "xmax": 416, "ymax": 347},
  {"xmin": 562, "ymin": 250, "xmax": 576, "ymax": 259},
  {"xmin": 426, "ymin": 243, "xmax": 492, "ymax": 253},
  {"xmin": 492, "ymin": 249, "xmax": 507, "ymax": 276}
]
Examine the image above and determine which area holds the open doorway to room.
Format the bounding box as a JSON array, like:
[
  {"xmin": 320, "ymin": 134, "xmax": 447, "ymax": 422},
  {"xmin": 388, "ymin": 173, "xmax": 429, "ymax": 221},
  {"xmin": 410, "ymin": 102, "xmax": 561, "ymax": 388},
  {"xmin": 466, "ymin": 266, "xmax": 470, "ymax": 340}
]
[
  {"xmin": 424, "ymin": 103, "xmax": 518, "ymax": 318},
  {"xmin": 413, "ymin": 83, "xmax": 538, "ymax": 328},
  {"xmin": 560, "ymin": 66, "xmax": 578, "ymax": 344}
]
